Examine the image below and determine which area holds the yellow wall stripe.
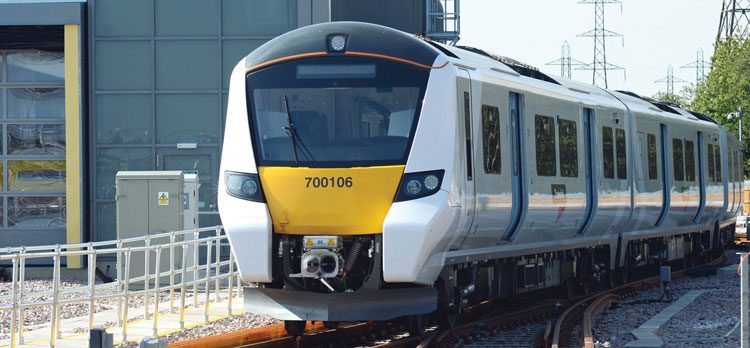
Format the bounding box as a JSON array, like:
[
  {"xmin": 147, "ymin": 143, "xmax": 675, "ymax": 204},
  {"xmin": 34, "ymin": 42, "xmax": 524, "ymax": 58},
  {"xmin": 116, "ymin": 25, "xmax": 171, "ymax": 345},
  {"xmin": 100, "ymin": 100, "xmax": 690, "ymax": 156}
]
[{"xmin": 64, "ymin": 24, "xmax": 82, "ymax": 268}]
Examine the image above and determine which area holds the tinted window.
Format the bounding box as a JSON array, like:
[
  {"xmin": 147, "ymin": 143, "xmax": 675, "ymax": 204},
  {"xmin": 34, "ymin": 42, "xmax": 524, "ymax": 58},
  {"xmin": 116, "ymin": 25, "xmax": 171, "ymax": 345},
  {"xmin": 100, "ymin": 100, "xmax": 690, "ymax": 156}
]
[
  {"xmin": 708, "ymin": 143, "xmax": 715, "ymax": 182},
  {"xmin": 247, "ymin": 57, "xmax": 429, "ymax": 167},
  {"xmin": 559, "ymin": 119, "xmax": 578, "ymax": 177},
  {"xmin": 673, "ymin": 139, "xmax": 684, "ymax": 181},
  {"xmin": 602, "ymin": 126, "xmax": 614, "ymax": 179},
  {"xmin": 616, "ymin": 128, "xmax": 627, "ymax": 179},
  {"xmin": 464, "ymin": 92, "xmax": 472, "ymax": 181},
  {"xmin": 481, "ymin": 105, "xmax": 501, "ymax": 174},
  {"xmin": 685, "ymin": 140, "xmax": 695, "ymax": 181},
  {"xmin": 535, "ymin": 115, "xmax": 556, "ymax": 176},
  {"xmin": 647, "ymin": 133, "xmax": 657, "ymax": 180},
  {"xmin": 715, "ymin": 145, "xmax": 722, "ymax": 182}
]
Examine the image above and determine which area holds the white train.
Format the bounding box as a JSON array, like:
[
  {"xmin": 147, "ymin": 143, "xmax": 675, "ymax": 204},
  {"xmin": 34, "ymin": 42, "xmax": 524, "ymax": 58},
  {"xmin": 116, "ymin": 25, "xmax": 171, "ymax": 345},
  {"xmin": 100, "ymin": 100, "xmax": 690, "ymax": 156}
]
[{"xmin": 218, "ymin": 22, "xmax": 741, "ymax": 336}]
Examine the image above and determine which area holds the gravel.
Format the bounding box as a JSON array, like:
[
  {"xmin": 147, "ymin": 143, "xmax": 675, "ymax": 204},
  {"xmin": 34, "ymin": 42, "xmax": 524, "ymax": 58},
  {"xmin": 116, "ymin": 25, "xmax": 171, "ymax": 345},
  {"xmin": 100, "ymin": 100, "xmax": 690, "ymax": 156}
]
[
  {"xmin": 592, "ymin": 251, "xmax": 741, "ymax": 347},
  {"xmin": 0, "ymin": 277, "xmax": 208, "ymax": 340},
  {"xmin": 115, "ymin": 312, "xmax": 278, "ymax": 348}
]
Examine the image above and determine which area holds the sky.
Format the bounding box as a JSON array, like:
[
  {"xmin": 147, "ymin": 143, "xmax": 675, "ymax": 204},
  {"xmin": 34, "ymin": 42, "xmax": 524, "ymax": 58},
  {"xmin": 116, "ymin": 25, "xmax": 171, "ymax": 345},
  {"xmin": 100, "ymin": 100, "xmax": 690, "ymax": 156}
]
[{"xmin": 459, "ymin": 0, "xmax": 724, "ymax": 97}]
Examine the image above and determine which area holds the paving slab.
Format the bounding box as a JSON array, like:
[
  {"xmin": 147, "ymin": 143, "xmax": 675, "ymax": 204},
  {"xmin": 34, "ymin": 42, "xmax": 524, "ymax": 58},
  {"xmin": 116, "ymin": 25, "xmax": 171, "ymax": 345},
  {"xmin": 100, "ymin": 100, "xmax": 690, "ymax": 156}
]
[
  {"xmin": 717, "ymin": 264, "xmax": 740, "ymax": 277},
  {"xmin": 624, "ymin": 290, "xmax": 704, "ymax": 348},
  {"xmin": 0, "ymin": 292, "xmax": 244, "ymax": 348}
]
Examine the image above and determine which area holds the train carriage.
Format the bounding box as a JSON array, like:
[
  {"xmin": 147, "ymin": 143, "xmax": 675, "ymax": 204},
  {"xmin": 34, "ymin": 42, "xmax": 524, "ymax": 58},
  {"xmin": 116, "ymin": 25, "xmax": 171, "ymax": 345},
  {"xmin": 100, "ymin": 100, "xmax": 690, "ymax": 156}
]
[{"xmin": 218, "ymin": 21, "xmax": 740, "ymax": 336}]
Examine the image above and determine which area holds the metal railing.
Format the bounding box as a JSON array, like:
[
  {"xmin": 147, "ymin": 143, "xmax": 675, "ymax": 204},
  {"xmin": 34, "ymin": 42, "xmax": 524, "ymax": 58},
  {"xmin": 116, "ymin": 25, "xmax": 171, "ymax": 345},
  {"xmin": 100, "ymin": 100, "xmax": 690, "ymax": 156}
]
[{"xmin": 0, "ymin": 226, "xmax": 241, "ymax": 348}]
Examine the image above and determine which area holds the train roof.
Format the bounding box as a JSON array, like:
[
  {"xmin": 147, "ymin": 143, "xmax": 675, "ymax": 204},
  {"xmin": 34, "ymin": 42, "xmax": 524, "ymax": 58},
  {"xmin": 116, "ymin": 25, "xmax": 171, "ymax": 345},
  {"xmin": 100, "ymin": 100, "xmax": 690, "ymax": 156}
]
[
  {"xmin": 427, "ymin": 40, "xmax": 721, "ymax": 127},
  {"xmin": 243, "ymin": 21, "xmax": 722, "ymax": 131}
]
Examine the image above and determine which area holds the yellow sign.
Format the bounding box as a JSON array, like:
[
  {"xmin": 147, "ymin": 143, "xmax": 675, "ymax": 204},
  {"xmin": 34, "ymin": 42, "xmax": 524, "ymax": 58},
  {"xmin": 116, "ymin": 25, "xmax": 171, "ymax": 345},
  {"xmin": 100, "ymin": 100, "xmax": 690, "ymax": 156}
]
[{"xmin": 158, "ymin": 192, "xmax": 169, "ymax": 206}]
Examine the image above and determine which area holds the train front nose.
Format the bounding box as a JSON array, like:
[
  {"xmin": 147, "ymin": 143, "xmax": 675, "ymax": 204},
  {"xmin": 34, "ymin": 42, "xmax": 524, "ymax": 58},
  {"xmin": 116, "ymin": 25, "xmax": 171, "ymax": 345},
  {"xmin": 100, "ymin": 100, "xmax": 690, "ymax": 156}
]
[{"xmin": 258, "ymin": 166, "xmax": 404, "ymax": 235}]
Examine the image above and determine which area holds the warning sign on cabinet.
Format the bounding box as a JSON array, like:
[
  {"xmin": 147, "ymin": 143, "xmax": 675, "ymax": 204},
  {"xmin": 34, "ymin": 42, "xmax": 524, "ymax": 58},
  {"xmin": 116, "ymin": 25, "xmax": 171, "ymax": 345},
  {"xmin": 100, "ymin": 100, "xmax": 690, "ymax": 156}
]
[{"xmin": 158, "ymin": 192, "xmax": 169, "ymax": 206}]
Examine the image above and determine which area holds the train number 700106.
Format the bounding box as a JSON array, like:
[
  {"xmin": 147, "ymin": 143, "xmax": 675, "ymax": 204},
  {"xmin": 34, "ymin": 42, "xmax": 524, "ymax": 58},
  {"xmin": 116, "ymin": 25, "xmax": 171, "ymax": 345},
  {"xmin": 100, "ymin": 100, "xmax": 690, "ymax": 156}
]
[{"xmin": 305, "ymin": 176, "xmax": 353, "ymax": 188}]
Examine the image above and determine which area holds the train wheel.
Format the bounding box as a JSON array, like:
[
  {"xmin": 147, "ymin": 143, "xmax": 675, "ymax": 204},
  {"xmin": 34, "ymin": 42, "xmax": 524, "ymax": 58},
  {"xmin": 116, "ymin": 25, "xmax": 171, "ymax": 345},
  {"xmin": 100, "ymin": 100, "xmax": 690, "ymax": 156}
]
[
  {"xmin": 561, "ymin": 278, "xmax": 577, "ymax": 299},
  {"xmin": 604, "ymin": 271, "xmax": 616, "ymax": 289},
  {"xmin": 408, "ymin": 313, "xmax": 428, "ymax": 337},
  {"xmin": 582, "ymin": 280, "xmax": 592, "ymax": 295},
  {"xmin": 284, "ymin": 320, "xmax": 306, "ymax": 337},
  {"xmin": 439, "ymin": 309, "xmax": 459, "ymax": 329}
]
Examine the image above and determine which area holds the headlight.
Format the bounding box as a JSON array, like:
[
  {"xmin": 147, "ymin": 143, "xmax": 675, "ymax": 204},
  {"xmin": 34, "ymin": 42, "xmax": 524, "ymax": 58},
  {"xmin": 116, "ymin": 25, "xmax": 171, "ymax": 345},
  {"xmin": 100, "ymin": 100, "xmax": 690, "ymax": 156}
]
[
  {"xmin": 395, "ymin": 170, "xmax": 445, "ymax": 202},
  {"xmin": 224, "ymin": 171, "xmax": 264, "ymax": 202},
  {"xmin": 406, "ymin": 179, "xmax": 422, "ymax": 195}
]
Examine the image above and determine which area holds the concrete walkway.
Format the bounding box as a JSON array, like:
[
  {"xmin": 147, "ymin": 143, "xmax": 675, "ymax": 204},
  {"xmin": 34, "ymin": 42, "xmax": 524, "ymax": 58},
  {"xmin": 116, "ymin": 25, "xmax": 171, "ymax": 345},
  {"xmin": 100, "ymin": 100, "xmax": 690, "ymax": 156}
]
[
  {"xmin": 0, "ymin": 292, "xmax": 244, "ymax": 348},
  {"xmin": 624, "ymin": 290, "xmax": 704, "ymax": 348}
]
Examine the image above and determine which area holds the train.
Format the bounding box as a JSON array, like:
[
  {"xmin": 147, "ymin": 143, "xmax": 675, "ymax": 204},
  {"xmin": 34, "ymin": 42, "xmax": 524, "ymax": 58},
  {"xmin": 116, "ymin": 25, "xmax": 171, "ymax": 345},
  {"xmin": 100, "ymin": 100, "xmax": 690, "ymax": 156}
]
[{"xmin": 218, "ymin": 21, "xmax": 742, "ymax": 336}]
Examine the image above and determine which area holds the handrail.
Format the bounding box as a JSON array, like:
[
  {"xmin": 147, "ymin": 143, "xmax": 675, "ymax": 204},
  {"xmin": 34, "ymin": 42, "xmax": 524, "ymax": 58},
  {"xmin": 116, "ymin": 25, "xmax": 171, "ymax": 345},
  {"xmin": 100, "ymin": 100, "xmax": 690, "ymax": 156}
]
[
  {"xmin": 0, "ymin": 225, "xmax": 242, "ymax": 348},
  {"xmin": 0, "ymin": 226, "xmax": 220, "ymax": 254}
]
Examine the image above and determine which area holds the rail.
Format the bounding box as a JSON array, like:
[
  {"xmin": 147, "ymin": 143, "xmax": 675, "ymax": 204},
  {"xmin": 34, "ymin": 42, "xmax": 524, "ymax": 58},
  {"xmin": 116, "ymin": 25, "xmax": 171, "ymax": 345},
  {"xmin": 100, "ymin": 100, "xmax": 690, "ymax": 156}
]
[{"xmin": 0, "ymin": 226, "xmax": 241, "ymax": 348}]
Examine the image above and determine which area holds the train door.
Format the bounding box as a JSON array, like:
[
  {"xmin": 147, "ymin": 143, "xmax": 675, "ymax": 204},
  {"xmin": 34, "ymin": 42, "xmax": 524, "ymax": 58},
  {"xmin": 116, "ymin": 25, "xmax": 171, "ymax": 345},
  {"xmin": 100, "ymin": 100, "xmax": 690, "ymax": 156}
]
[
  {"xmin": 502, "ymin": 92, "xmax": 526, "ymax": 240},
  {"xmin": 694, "ymin": 131, "xmax": 706, "ymax": 223},
  {"xmin": 577, "ymin": 108, "xmax": 596, "ymax": 234},
  {"xmin": 457, "ymin": 69, "xmax": 476, "ymax": 239},
  {"xmin": 656, "ymin": 124, "xmax": 670, "ymax": 226}
]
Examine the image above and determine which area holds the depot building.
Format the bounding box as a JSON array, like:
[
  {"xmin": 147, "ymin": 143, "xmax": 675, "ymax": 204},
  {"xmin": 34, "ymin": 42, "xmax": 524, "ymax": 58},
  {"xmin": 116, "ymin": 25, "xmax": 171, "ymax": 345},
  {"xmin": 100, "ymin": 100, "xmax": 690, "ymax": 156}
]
[{"xmin": 0, "ymin": 0, "xmax": 457, "ymax": 266}]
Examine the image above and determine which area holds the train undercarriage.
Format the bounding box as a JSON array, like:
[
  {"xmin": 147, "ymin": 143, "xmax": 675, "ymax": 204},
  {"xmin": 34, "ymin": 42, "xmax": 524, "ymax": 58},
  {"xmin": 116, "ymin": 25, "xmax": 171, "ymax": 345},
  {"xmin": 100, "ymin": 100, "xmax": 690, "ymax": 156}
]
[{"xmin": 263, "ymin": 223, "xmax": 733, "ymax": 337}]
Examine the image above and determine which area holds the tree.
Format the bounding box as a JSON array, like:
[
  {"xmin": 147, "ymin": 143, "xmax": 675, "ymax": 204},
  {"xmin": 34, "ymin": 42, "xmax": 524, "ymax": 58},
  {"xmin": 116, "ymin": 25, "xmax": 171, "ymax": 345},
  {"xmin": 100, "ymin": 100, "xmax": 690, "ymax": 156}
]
[
  {"xmin": 690, "ymin": 37, "xmax": 750, "ymax": 179},
  {"xmin": 652, "ymin": 90, "xmax": 689, "ymax": 108}
]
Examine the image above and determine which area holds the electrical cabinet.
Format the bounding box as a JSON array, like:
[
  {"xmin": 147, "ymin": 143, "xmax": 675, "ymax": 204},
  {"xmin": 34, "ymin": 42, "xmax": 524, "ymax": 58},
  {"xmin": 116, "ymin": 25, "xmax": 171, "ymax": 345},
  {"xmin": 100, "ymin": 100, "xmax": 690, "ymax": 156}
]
[{"xmin": 116, "ymin": 171, "xmax": 197, "ymax": 287}]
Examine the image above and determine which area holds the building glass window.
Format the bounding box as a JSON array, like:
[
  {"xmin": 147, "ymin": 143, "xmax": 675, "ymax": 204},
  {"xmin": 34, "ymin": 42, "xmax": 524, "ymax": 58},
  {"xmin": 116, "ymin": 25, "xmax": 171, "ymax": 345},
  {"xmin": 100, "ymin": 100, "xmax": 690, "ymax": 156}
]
[
  {"xmin": 685, "ymin": 140, "xmax": 695, "ymax": 181},
  {"xmin": 8, "ymin": 196, "xmax": 66, "ymax": 227},
  {"xmin": 7, "ymin": 50, "xmax": 64, "ymax": 83},
  {"xmin": 0, "ymin": 48, "xmax": 66, "ymax": 239},
  {"xmin": 647, "ymin": 133, "xmax": 657, "ymax": 180},
  {"xmin": 602, "ymin": 126, "xmax": 614, "ymax": 179},
  {"xmin": 616, "ymin": 128, "xmax": 627, "ymax": 179},
  {"xmin": 673, "ymin": 139, "xmax": 684, "ymax": 181},
  {"xmin": 535, "ymin": 115, "xmax": 556, "ymax": 176},
  {"xmin": 481, "ymin": 105, "xmax": 501, "ymax": 174},
  {"xmin": 559, "ymin": 119, "xmax": 578, "ymax": 177}
]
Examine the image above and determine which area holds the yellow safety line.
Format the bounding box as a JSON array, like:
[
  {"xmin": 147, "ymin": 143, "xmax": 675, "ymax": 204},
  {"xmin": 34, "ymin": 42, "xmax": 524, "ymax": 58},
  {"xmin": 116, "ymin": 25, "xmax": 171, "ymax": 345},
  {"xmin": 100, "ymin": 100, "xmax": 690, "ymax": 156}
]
[{"xmin": 64, "ymin": 24, "xmax": 82, "ymax": 268}]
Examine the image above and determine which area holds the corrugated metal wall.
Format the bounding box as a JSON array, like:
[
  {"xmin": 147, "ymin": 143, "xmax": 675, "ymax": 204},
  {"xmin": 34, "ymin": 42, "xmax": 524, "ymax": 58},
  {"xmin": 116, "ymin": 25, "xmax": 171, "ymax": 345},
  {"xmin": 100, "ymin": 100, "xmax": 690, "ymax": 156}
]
[{"xmin": 331, "ymin": 0, "xmax": 425, "ymax": 35}]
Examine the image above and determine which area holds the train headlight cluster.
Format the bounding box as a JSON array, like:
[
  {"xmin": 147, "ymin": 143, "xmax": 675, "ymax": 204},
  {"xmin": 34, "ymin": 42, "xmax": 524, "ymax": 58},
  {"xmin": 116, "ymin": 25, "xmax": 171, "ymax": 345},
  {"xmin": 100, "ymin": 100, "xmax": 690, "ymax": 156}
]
[
  {"xmin": 224, "ymin": 171, "xmax": 264, "ymax": 202},
  {"xmin": 395, "ymin": 170, "xmax": 445, "ymax": 202}
]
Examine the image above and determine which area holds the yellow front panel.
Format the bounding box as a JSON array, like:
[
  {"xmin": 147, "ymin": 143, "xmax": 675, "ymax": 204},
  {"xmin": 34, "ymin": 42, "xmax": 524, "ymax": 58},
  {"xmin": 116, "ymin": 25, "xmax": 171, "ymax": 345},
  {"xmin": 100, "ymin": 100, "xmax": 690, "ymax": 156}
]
[{"xmin": 259, "ymin": 165, "xmax": 405, "ymax": 235}]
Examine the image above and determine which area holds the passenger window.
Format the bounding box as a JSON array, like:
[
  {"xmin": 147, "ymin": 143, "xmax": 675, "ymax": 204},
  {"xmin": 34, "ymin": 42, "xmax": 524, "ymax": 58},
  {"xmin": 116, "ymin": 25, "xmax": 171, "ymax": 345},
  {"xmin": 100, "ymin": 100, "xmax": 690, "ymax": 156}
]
[
  {"xmin": 715, "ymin": 144, "xmax": 722, "ymax": 182},
  {"xmin": 685, "ymin": 140, "xmax": 695, "ymax": 181},
  {"xmin": 559, "ymin": 119, "xmax": 578, "ymax": 177},
  {"xmin": 647, "ymin": 134, "xmax": 657, "ymax": 180},
  {"xmin": 602, "ymin": 126, "xmax": 614, "ymax": 179},
  {"xmin": 535, "ymin": 115, "xmax": 556, "ymax": 176},
  {"xmin": 708, "ymin": 143, "xmax": 715, "ymax": 182},
  {"xmin": 481, "ymin": 105, "xmax": 501, "ymax": 174},
  {"xmin": 673, "ymin": 139, "xmax": 684, "ymax": 181},
  {"xmin": 616, "ymin": 128, "xmax": 627, "ymax": 179}
]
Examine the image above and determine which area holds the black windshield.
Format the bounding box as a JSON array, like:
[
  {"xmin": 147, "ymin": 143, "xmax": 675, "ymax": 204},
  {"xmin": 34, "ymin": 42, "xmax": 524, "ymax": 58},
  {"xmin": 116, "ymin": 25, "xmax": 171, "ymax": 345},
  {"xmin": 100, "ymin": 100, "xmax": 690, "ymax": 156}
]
[{"xmin": 246, "ymin": 57, "xmax": 429, "ymax": 167}]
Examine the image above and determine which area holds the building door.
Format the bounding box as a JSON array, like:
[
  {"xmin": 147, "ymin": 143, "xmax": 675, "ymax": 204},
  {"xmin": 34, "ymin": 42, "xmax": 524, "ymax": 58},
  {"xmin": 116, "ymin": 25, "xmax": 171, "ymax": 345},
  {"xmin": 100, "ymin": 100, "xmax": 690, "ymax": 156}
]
[{"xmin": 156, "ymin": 148, "xmax": 219, "ymax": 228}]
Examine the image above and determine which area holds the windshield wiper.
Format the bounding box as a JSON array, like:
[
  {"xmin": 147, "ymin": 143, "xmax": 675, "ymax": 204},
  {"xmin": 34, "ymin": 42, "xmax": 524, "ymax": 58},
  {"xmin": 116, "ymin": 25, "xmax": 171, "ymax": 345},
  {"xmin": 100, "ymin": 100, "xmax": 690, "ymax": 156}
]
[{"xmin": 282, "ymin": 95, "xmax": 318, "ymax": 167}]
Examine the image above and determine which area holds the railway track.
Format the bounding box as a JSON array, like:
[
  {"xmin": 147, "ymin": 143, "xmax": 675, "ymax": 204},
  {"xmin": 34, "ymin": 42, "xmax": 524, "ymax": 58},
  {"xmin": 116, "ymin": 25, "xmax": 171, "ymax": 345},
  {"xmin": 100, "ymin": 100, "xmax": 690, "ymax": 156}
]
[{"xmin": 167, "ymin": 254, "xmax": 727, "ymax": 348}]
